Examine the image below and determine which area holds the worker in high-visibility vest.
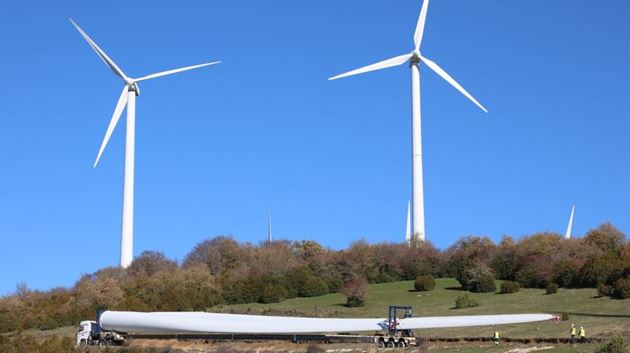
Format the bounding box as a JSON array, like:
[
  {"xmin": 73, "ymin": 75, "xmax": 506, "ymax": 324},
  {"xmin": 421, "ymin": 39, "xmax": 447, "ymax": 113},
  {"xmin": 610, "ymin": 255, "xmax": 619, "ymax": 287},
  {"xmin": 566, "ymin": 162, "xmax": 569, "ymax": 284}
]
[
  {"xmin": 493, "ymin": 331, "xmax": 500, "ymax": 345},
  {"xmin": 570, "ymin": 324, "xmax": 576, "ymax": 344},
  {"xmin": 578, "ymin": 326, "xmax": 586, "ymax": 343}
]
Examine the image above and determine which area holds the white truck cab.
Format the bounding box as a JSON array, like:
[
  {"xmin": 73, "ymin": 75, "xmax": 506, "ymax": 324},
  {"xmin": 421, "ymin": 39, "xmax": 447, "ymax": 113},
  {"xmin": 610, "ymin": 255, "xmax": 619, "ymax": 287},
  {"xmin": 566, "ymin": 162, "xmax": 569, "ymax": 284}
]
[
  {"xmin": 76, "ymin": 320, "xmax": 97, "ymax": 346},
  {"xmin": 76, "ymin": 319, "xmax": 125, "ymax": 346}
]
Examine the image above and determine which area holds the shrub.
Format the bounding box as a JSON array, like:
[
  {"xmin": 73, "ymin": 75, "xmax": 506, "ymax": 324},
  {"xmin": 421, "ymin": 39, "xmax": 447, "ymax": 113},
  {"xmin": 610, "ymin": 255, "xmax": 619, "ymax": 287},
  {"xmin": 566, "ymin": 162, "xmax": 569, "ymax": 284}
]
[
  {"xmin": 469, "ymin": 272, "xmax": 497, "ymax": 293},
  {"xmin": 300, "ymin": 277, "xmax": 329, "ymax": 297},
  {"xmin": 325, "ymin": 276, "xmax": 344, "ymax": 293},
  {"xmin": 598, "ymin": 283, "xmax": 614, "ymax": 297},
  {"xmin": 261, "ymin": 285, "xmax": 288, "ymax": 304},
  {"xmin": 560, "ymin": 312, "xmax": 570, "ymax": 321},
  {"xmin": 343, "ymin": 277, "xmax": 368, "ymax": 307},
  {"xmin": 546, "ymin": 283, "xmax": 559, "ymax": 294},
  {"xmin": 457, "ymin": 264, "xmax": 496, "ymax": 293},
  {"xmin": 596, "ymin": 336, "xmax": 626, "ymax": 353},
  {"xmin": 454, "ymin": 293, "xmax": 479, "ymax": 309},
  {"xmin": 500, "ymin": 281, "xmax": 520, "ymax": 294},
  {"xmin": 414, "ymin": 275, "xmax": 436, "ymax": 291},
  {"xmin": 613, "ymin": 278, "xmax": 630, "ymax": 299}
]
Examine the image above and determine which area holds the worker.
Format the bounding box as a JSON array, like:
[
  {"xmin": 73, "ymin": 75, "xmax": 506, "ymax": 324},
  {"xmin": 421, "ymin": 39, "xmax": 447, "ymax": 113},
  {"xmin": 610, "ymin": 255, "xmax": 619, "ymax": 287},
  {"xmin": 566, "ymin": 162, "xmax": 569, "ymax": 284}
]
[
  {"xmin": 493, "ymin": 331, "xmax": 500, "ymax": 345},
  {"xmin": 578, "ymin": 326, "xmax": 586, "ymax": 343},
  {"xmin": 570, "ymin": 324, "xmax": 576, "ymax": 344}
]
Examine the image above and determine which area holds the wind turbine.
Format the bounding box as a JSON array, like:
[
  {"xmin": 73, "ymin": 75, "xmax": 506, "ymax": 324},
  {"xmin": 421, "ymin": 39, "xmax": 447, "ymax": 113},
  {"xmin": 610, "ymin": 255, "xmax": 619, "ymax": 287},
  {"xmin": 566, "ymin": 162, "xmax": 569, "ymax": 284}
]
[
  {"xmin": 70, "ymin": 19, "xmax": 220, "ymax": 268},
  {"xmin": 330, "ymin": 0, "xmax": 487, "ymax": 242},
  {"xmin": 564, "ymin": 205, "xmax": 575, "ymax": 240}
]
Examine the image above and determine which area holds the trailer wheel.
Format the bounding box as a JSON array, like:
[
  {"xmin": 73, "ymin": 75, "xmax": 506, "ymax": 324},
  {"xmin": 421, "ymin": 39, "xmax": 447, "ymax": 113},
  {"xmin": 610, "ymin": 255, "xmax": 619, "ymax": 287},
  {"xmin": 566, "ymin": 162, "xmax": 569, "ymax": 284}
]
[
  {"xmin": 387, "ymin": 340, "xmax": 395, "ymax": 348},
  {"xmin": 79, "ymin": 339, "xmax": 87, "ymax": 346},
  {"xmin": 378, "ymin": 339, "xmax": 386, "ymax": 348}
]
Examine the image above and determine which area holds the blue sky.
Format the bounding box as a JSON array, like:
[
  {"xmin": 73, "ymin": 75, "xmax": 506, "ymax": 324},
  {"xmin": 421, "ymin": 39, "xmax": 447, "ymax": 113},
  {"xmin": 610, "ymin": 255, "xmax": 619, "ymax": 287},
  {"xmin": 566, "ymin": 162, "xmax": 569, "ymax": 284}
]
[{"xmin": 1, "ymin": 0, "xmax": 629, "ymax": 295}]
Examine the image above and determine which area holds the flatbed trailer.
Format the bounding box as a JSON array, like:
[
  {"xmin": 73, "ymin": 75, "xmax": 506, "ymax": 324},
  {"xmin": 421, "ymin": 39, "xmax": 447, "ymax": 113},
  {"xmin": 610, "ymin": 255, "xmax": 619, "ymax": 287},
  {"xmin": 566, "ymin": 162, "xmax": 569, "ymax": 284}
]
[{"xmin": 125, "ymin": 333, "xmax": 376, "ymax": 344}]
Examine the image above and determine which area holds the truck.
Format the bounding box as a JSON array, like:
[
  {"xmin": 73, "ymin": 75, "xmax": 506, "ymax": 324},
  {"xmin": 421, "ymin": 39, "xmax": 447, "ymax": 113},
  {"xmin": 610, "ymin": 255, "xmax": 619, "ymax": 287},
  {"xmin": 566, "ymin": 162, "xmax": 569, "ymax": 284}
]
[
  {"xmin": 76, "ymin": 306, "xmax": 417, "ymax": 348},
  {"xmin": 76, "ymin": 319, "xmax": 125, "ymax": 346}
]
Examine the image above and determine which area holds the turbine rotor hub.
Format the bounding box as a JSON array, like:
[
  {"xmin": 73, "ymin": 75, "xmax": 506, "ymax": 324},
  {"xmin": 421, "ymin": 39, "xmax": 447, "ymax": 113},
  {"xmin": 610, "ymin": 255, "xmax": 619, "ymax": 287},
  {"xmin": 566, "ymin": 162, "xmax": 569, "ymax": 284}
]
[{"xmin": 127, "ymin": 82, "xmax": 140, "ymax": 96}]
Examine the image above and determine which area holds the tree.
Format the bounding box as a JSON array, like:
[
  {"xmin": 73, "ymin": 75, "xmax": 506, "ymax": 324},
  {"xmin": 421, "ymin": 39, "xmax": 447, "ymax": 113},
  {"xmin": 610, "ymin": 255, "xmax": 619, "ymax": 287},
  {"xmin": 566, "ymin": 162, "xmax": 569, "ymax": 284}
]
[
  {"xmin": 584, "ymin": 223, "xmax": 626, "ymax": 256},
  {"xmin": 127, "ymin": 251, "xmax": 177, "ymax": 278}
]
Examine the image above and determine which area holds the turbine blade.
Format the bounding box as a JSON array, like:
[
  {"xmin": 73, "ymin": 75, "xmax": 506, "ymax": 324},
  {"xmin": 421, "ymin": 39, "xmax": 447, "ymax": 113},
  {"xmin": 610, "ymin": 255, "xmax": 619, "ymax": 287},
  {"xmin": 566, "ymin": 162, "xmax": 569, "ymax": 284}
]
[
  {"xmin": 413, "ymin": 0, "xmax": 430, "ymax": 50},
  {"xmin": 329, "ymin": 54, "xmax": 412, "ymax": 81},
  {"xmin": 69, "ymin": 19, "xmax": 128, "ymax": 81},
  {"xmin": 419, "ymin": 55, "xmax": 488, "ymax": 113},
  {"xmin": 133, "ymin": 61, "xmax": 221, "ymax": 82},
  {"xmin": 564, "ymin": 205, "xmax": 575, "ymax": 240},
  {"xmin": 94, "ymin": 86, "xmax": 129, "ymax": 168}
]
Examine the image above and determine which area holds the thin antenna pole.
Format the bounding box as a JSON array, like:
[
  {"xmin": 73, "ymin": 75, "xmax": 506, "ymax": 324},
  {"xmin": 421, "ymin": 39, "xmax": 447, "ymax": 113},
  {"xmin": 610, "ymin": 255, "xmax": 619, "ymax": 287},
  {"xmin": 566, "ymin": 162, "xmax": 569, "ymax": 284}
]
[{"xmin": 267, "ymin": 210, "xmax": 272, "ymax": 243}]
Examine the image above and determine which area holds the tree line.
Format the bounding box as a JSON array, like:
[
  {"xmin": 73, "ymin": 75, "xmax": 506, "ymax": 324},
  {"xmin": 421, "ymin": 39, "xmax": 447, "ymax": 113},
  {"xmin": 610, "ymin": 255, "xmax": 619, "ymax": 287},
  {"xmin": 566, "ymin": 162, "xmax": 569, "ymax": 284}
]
[{"xmin": 0, "ymin": 222, "xmax": 628, "ymax": 333}]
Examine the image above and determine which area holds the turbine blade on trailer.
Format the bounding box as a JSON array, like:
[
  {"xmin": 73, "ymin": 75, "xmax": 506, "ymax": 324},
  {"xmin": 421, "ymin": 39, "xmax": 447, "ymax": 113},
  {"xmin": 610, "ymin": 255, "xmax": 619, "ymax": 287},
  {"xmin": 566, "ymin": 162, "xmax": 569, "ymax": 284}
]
[
  {"xmin": 94, "ymin": 86, "xmax": 129, "ymax": 168},
  {"xmin": 69, "ymin": 19, "xmax": 128, "ymax": 81},
  {"xmin": 419, "ymin": 54, "xmax": 488, "ymax": 113},
  {"xmin": 413, "ymin": 0, "xmax": 430, "ymax": 51},
  {"xmin": 329, "ymin": 54, "xmax": 412, "ymax": 81},
  {"xmin": 133, "ymin": 61, "xmax": 221, "ymax": 82}
]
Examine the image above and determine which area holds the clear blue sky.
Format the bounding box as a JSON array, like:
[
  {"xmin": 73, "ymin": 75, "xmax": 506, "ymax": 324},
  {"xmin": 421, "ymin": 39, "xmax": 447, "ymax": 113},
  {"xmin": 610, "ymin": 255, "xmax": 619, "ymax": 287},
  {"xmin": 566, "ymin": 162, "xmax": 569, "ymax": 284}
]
[{"xmin": 1, "ymin": 0, "xmax": 629, "ymax": 295}]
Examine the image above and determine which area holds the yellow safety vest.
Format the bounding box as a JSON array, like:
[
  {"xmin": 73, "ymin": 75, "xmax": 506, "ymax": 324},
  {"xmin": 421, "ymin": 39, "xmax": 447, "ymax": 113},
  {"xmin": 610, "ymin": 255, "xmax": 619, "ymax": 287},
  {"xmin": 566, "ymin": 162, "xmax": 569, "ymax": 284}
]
[
  {"xmin": 570, "ymin": 327, "xmax": 576, "ymax": 335},
  {"xmin": 493, "ymin": 332, "xmax": 500, "ymax": 339},
  {"xmin": 579, "ymin": 329, "xmax": 585, "ymax": 337}
]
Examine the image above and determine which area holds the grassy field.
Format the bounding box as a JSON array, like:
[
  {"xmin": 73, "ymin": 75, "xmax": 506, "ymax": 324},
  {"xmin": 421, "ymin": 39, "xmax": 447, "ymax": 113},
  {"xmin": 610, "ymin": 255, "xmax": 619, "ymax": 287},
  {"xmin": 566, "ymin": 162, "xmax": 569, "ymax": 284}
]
[{"xmin": 224, "ymin": 278, "xmax": 630, "ymax": 339}]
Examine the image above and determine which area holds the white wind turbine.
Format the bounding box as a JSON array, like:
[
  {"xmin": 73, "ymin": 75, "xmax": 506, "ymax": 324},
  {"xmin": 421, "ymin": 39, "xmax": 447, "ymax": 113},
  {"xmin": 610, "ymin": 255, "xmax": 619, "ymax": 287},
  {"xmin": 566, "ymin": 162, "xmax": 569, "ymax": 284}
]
[
  {"xmin": 70, "ymin": 19, "xmax": 220, "ymax": 268},
  {"xmin": 330, "ymin": 0, "xmax": 487, "ymax": 242}
]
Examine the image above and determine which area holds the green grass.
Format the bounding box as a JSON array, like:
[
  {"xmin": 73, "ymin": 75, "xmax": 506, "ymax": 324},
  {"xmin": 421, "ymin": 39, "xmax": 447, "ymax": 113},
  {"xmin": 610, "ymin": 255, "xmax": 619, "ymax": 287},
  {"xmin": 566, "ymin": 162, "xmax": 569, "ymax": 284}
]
[{"xmin": 222, "ymin": 278, "xmax": 630, "ymax": 339}]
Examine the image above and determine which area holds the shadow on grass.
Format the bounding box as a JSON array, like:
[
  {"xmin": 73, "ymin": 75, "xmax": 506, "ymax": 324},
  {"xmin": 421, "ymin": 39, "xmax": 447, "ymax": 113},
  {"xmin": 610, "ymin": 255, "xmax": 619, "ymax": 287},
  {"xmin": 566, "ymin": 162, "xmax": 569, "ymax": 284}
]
[
  {"xmin": 562, "ymin": 312, "xmax": 630, "ymax": 318},
  {"xmin": 444, "ymin": 286, "xmax": 467, "ymax": 291}
]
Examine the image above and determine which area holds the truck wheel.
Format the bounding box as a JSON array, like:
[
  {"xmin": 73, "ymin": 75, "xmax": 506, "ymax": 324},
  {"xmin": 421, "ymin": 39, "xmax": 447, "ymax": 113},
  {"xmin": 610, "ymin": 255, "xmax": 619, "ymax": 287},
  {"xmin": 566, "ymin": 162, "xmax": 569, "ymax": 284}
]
[
  {"xmin": 387, "ymin": 340, "xmax": 395, "ymax": 348},
  {"xmin": 79, "ymin": 339, "xmax": 87, "ymax": 346},
  {"xmin": 378, "ymin": 339, "xmax": 386, "ymax": 348}
]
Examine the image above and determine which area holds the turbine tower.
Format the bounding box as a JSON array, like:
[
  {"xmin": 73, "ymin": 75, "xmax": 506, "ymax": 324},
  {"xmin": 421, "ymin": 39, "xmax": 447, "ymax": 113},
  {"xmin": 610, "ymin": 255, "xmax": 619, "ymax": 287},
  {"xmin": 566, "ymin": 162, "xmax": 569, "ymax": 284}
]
[
  {"xmin": 564, "ymin": 205, "xmax": 575, "ymax": 240},
  {"xmin": 330, "ymin": 0, "xmax": 487, "ymax": 242},
  {"xmin": 70, "ymin": 19, "xmax": 220, "ymax": 268}
]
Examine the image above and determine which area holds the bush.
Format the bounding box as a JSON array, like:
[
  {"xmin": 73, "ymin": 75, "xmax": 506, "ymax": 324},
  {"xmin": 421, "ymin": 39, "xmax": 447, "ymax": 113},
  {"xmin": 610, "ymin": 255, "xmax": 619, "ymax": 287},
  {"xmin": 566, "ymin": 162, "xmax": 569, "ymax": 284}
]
[
  {"xmin": 598, "ymin": 283, "xmax": 614, "ymax": 297},
  {"xmin": 613, "ymin": 278, "xmax": 630, "ymax": 299},
  {"xmin": 560, "ymin": 312, "xmax": 570, "ymax": 321},
  {"xmin": 546, "ymin": 283, "xmax": 559, "ymax": 294},
  {"xmin": 469, "ymin": 272, "xmax": 497, "ymax": 293},
  {"xmin": 500, "ymin": 281, "xmax": 520, "ymax": 294},
  {"xmin": 261, "ymin": 285, "xmax": 287, "ymax": 304},
  {"xmin": 413, "ymin": 275, "xmax": 436, "ymax": 291},
  {"xmin": 457, "ymin": 264, "xmax": 496, "ymax": 293},
  {"xmin": 596, "ymin": 336, "xmax": 627, "ymax": 353},
  {"xmin": 343, "ymin": 277, "xmax": 368, "ymax": 307},
  {"xmin": 454, "ymin": 293, "xmax": 479, "ymax": 309},
  {"xmin": 325, "ymin": 276, "xmax": 344, "ymax": 293},
  {"xmin": 300, "ymin": 277, "xmax": 329, "ymax": 297}
]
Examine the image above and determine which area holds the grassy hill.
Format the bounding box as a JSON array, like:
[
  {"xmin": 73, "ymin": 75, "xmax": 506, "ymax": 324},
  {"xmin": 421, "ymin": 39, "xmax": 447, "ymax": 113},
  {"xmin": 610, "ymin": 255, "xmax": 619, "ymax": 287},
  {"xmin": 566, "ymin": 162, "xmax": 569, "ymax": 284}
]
[{"xmin": 224, "ymin": 278, "xmax": 630, "ymax": 339}]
